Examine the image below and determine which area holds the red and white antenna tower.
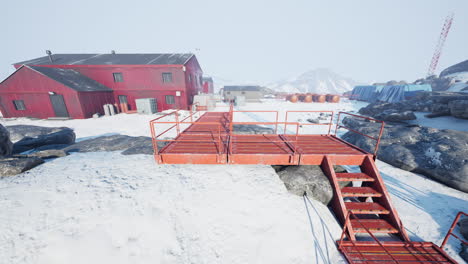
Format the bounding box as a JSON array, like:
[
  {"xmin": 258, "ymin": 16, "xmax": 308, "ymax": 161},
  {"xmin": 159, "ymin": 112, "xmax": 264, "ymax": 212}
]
[{"xmin": 427, "ymin": 13, "xmax": 454, "ymax": 77}]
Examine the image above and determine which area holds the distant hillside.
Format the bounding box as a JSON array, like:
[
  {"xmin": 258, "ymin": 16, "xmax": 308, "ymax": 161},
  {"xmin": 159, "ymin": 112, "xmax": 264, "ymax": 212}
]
[
  {"xmin": 267, "ymin": 68, "xmax": 359, "ymax": 95},
  {"xmin": 440, "ymin": 59, "xmax": 468, "ymax": 78}
]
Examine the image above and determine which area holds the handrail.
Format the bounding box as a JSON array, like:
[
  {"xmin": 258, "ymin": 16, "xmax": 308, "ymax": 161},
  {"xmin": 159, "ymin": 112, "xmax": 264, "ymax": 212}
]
[
  {"xmin": 284, "ymin": 111, "xmax": 334, "ymax": 135},
  {"xmin": 232, "ymin": 110, "xmax": 279, "ymax": 133},
  {"xmin": 229, "ymin": 121, "xmax": 300, "ymax": 156},
  {"xmin": 441, "ymin": 211, "xmax": 468, "ymax": 248},
  {"xmin": 340, "ymin": 211, "xmax": 400, "ymax": 263},
  {"xmin": 150, "ymin": 121, "xmax": 223, "ymax": 156},
  {"xmin": 334, "ymin": 112, "xmax": 385, "ymax": 156}
]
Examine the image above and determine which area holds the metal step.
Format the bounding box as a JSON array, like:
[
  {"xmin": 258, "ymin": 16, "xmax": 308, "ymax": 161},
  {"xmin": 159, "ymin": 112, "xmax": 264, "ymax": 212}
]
[
  {"xmin": 350, "ymin": 219, "xmax": 399, "ymax": 233},
  {"xmin": 341, "ymin": 187, "xmax": 382, "ymax": 197},
  {"xmin": 345, "ymin": 202, "xmax": 389, "ymax": 214},
  {"xmin": 336, "ymin": 173, "xmax": 375, "ymax": 182}
]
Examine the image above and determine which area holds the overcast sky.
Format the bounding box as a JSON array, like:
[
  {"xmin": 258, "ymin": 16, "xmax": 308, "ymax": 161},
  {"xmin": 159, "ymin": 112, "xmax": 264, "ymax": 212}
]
[{"xmin": 1, "ymin": 0, "xmax": 467, "ymax": 84}]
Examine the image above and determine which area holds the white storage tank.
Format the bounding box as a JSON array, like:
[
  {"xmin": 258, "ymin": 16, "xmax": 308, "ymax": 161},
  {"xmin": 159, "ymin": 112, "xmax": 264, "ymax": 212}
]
[{"xmin": 135, "ymin": 98, "xmax": 158, "ymax": 114}]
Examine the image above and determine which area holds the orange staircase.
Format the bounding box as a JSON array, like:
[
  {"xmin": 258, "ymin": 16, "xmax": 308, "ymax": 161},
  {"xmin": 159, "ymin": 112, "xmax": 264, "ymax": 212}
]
[{"xmin": 321, "ymin": 155, "xmax": 458, "ymax": 263}]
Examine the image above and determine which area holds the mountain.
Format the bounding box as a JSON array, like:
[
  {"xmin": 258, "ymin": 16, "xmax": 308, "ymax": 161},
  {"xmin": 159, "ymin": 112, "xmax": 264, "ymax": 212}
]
[
  {"xmin": 267, "ymin": 68, "xmax": 360, "ymax": 95},
  {"xmin": 440, "ymin": 59, "xmax": 468, "ymax": 78}
]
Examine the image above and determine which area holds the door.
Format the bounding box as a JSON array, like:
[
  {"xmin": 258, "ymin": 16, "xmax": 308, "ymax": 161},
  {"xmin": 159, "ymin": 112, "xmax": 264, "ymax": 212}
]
[
  {"xmin": 49, "ymin": 94, "xmax": 69, "ymax": 117},
  {"xmin": 118, "ymin": 95, "xmax": 128, "ymax": 104}
]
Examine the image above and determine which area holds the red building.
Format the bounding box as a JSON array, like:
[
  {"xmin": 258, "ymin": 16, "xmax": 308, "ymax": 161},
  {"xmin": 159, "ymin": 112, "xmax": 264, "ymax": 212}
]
[
  {"xmin": 202, "ymin": 77, "xmax": 214, "ymax": 94},
  {"xmin": 0, "ymin": 53, "xmax": 203, "ymax": 119}
]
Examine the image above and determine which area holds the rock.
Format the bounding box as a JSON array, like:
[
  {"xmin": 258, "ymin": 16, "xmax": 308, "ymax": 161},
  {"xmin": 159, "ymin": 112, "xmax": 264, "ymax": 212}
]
[
  {"xmin": 275, "ymin": 165, "xmax": 333, "ymax": 205},
  {"xmin": 17, "ymin": 149, "xmax": 67, "ymax": 159},
  {"xmin": 63, "ymin": 135, "xmax": 166, "ymax": 155},
  {"xmin": 459, "ymin": 218, "xmax": 468, "ymax": 241},
  {"xmin": 233, "ymin": 124, "xmax": 274, "ymax": 134},
  {"xmin": 341, "ymin": 118, "xmax": 468, "ymax": 192},
  {"xmin": 0, "ymin": 124, "xmax": 13, "ymax": 157},
  {"xmin": 307, "ymin": 118, "xmax": 319, "ymax": 124},
  {"xmin": 92, "ymin": 113, "xmax": 100, "ymax": 119},
  {"xmin": 449, "ymin": 100, "xmax": 468, "ymax": 119},
  {"xmin": 374, "ymin": 110, "xmax": 416, "ymax": 122},
  {"xmin": 12, "ymin": 127, "xmax": 75, "ymax": 154},
  {"xmin": 0, "ymin": 157, "xmax": 44, "ymax": 176},
  {"xmin": 6, "ymin": 125, "xmax": 73, "ymax": 143},
  {"xmin": 461, "ymin": 244, "xmax": 468, "ymax": 263},
  {"xmin": 431, "ymin": 103, "xmax": 450, "ymax": 115}
]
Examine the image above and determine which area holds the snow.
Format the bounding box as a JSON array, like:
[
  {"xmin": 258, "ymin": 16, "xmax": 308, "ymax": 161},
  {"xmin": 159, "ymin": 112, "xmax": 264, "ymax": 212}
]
[
  {"xmin": 1, "ymin": 99, "xmax": 467, "ymax": 264},
  {"xmin": 408, "ymin": 112, "xmax": 468, "ymax": 132},
  {"xmin": 268, "ymin": 68, "xmax": 361, "ymax": 95}
]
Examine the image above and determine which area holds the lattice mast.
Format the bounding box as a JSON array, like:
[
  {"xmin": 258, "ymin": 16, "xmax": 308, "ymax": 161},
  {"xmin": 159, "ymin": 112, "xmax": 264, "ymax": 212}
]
[{"xmin": 427, "ymin": 13, "xmax": 454, "ymax": 77}]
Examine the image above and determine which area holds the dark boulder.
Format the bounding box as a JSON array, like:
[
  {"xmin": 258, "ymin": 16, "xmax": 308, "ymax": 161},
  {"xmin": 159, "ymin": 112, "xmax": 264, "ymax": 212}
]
[
  {"xmin": 374, "ymin": 110, "xmax": 416, "ymax": 122},
  {"xmin": 0, "ymin": 124, "xmax": 13, "ymax": 157},
  {"xmin": 0, "ymin": 157, "xmax": 44, "ymax": 176},
  {"xmin": 275, "ymin": 165, "xmax": 333, "ymax": 205},
  {"xmin": 449, "ymin": 100, "xmax": 468, "ymax": 119},
  {"xmin": 7, "ymin": 125, "xmax": 74, "ymax": 143},
  {"xmin": 459, "ymin": 218, "xmax": 468, "ymax": 241},
  {"xmin": 341, "ymin": 118, "xmax": 468, "ymax": 192},
  {"xmin": 12, "ymin": 127, "xmax": 75, "ymax": 154},
  {"xmin": 16, "ymin": 149, "xmax": 67, "ymax": 159}
]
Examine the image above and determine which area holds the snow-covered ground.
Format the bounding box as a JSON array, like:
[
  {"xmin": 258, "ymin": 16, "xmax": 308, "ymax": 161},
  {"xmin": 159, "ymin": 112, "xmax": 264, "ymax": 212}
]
[
  {"xmin": 0, "ymin": 99, "xmax": 467, "ymax": 264},
  {"xmin": 409, "ymin": 112, "xmax": 468, "ymax": 132}
]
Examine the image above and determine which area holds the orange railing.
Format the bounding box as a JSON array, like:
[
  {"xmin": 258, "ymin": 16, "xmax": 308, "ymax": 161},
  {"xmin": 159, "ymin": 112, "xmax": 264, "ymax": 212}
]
[
  {"xmin": 284, "ymin": 111, "xmax": 334, "ymax": 135},
  {"xmin": 335, "ymin": 112, "xmax": 385, "ymax": 156},
  {"xmin": 441, "ymin": 211, "xmax": 468, "ymax": 248},
  {"xmin": 232, "ymin": 110, "xmax": 279, "ymax": 134},
  {"xmin": 228, "ymin": 121, "xmax": 301, "ymax": 157},
  {"xmin": 339, "ymin": 211, "xmax": 400, "ymax": 263}
]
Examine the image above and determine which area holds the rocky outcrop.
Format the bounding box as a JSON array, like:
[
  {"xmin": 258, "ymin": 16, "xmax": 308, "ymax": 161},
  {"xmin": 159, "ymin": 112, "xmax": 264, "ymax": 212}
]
[
  {"xmin": 273, "ymin": 165, "xmax": 349, "ymax": 205},
  {"xmin": 0, "ymin": 124, "xmax": 13, "ymax": 157},
  {"xmin": 359, "ymin": 93, "xmax": 468, "ymax": 120},
  {"xmin": 12, "ymin": 127, "xmax": 75, "ymax": 154},
  {"xmin": 448, "ymin": 100, "xmax": 468, "ymax": 119},
  {"xmin": 374, "ymin": 110, "xmax": 416, "ymax": 122},
  {"xmin": 274, "ymin": 165, "xmax": 333, "ymax": 205},
  {"xmin": 341, "ymin": 118, "xmax": 468, "ymax": 192},
  {"xmin": 7, "ymin": 125, "xmax": 73, "ymax": 143},
  {"xmin": 0, "ymin": 157, "xmax": 44, "ymax": 176}
]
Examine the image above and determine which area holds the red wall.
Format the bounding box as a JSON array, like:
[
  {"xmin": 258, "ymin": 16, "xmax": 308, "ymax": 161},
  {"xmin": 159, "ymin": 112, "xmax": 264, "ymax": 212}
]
[
  {"xmin": 6, "ymin": 55, "xmax": 204, "ymax": 116},
  {"xmin": 78, "ymin": 91, "xmax": 115, "ymax": 117},
  {"xmin": 0, "ymin": 67, "xmax": 112, "ymax": 119},
  {"xmin": 33, "ymin": 56, "xmax": 204, "ymax": 111}
]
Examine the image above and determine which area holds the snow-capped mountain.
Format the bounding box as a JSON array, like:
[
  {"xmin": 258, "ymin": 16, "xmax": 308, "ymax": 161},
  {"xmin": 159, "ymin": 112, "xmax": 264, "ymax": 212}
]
[{"xmin": 268, "ymin": 68, "xmax": 359, "ymax": 94}]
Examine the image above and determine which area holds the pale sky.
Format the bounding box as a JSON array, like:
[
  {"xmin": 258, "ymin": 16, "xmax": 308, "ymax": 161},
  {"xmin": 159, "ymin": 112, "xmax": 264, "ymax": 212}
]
[{"xmin": 1, "ymin": 0, "xmax": 467, "ymax": 84}]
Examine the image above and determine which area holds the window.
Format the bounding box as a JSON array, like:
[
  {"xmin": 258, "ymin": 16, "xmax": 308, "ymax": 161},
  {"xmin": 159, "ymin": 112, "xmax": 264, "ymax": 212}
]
[
  {"xmin": 13, "ymin": 100, "xmax": 26, "ymax": 110},
  {"xmin": 199, "ymin": 76, "xmax": 203, "ymax": 86},
  {"xmin": 162, "ymin": 72, "xmax": 173, "ymax": 83},
  {"xmin": 188, "ymin": 75, "xmax": 191, "ymax": 82},
  {"xmin": 165, "ymin": 95, "xmax": 175, "ymax": 104},
  {"xmin": 118, "ymin": 95, "xmax": 128, "ymax": 104},
  {"xmin": 113, "ymin": 72, "xmax": 123, "ymax": 82}
]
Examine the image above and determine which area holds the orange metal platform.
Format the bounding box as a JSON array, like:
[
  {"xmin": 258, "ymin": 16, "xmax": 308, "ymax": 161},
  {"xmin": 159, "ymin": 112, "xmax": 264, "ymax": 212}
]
[
  {"xmin": 150, "ymin": 109, "xmax": 376, "ymax": 165},
  {"xmin": 150, "ymin": 106, "xmax": 462, "ymax": 263}
]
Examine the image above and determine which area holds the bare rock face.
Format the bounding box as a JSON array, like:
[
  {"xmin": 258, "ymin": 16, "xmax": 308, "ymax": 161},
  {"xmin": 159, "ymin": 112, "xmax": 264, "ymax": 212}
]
[
  {"xmin": 0, "ymin": 124, "xmax": 13, "ymax": 157},
  {"xmin": 0, "ymin": 157, "xmax": 44, "ymax": 176},
  {"xmin": 341, "ymin": 118, "xmax": 468, "ymax": 193},
  {"xmin": 12, "ymin": 127, "xmax": 75, "ymax": 154},
  {"xmin": 449, "ymin": 100, "xmax": 468, "ymax": 119},
  {"xmin": 274, "ymin": 165, "xmax": 333, "ymax": 205},
  {"xmin": 459, "ymin": 218, "xmax": 468, "ymax": 241}
]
